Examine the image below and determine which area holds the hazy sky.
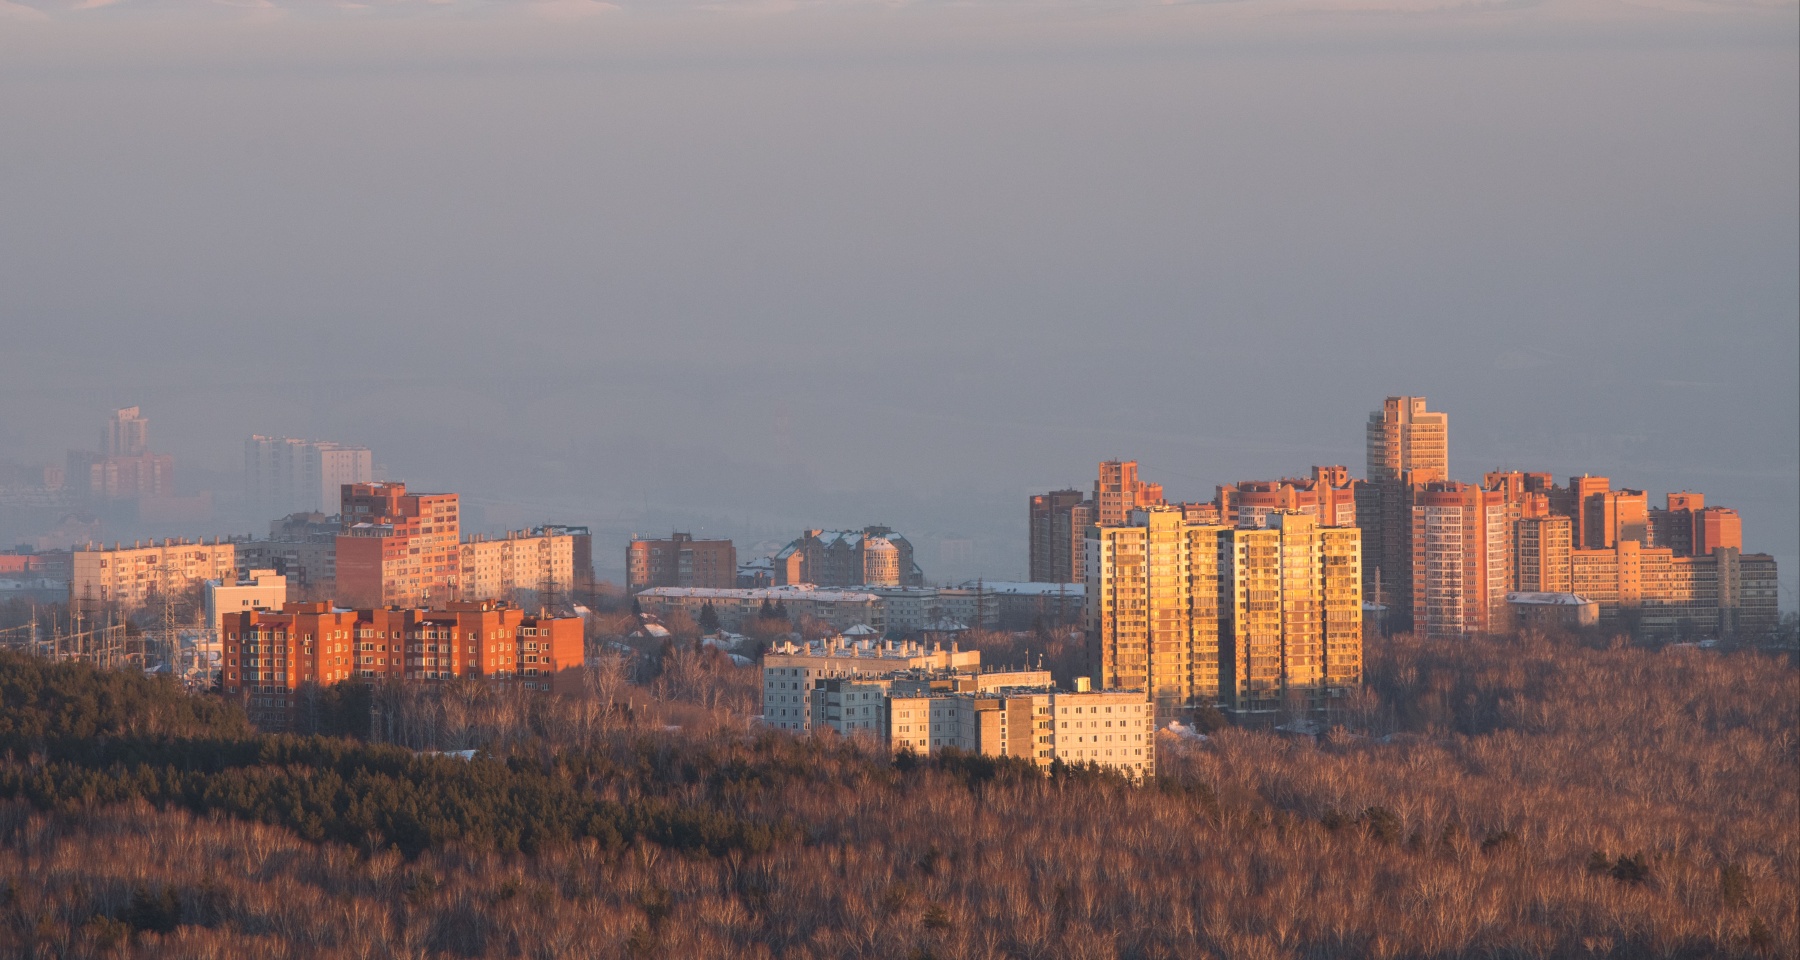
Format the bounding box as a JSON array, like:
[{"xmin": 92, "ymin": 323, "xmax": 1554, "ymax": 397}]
[{"xmin": 1, "ymin": 1, "xmax": 1795, "ymax": 594}]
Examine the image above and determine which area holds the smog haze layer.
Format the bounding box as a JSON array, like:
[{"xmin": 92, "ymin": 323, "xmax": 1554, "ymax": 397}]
[{"xmin": 0, "ymin": 2, "xmax": 1795, "ymax": 597}]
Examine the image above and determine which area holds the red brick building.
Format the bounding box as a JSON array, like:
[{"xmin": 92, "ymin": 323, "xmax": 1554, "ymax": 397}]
[
  {"xmin": 627, "ymin": 532, "xmax": 737, "ymax": 592},
  {"xmin": 335, "ymin": 482, "xmax": 460, "ymax": 608},
  {"xmin": 221, "ymin": 599, "xmax": 585, "ymax": 729}
]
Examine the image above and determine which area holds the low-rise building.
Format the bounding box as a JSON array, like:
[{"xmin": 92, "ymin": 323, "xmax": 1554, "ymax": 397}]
[
  {"xmin": 636, "ymin": 584, "xmax": 887, "ymax": 634},
  {"xmin": 950, "ymin": 580, "xmax": 1085, "ymax": 629},
  {"xmin": 887, "ymin": 686, "xmax": 1154, "ymax": 780},
  {"xmin": 784, "ymin": 650, "xmax": 1156, "ymax": 779},
  {"xmin": 1505, "ymin": 592, "xmax": 1600, "ymax": 630},
  {"xmin": 205, "ymin": 568, "xmax": 287, "ymax": 635},
  {"xmin": 761, "ymin": 636, "xmax": 979, "ymax": 731}
]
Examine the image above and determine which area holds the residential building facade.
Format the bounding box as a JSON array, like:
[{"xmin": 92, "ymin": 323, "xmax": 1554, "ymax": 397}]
[
  {"xmin": 70, "ymin": 538, "xmax": 238, "ymax": 609},
  {"xmin": 627, "ymin": 533, "xmax": 737, "ymax": 592},
  {"xmin": 636, "ymin": 584, "xmax": 888, "ymax": 634},
  {"xmin": 1094, "ymin": 460, "xmax": 1164, "ymax": 527},
  {"xmin": 760, "ymin": 637, "xmax": 981, "ymax": 731},
  {"xmin": 1220, "ymin": 513, "xmax": 1364, "ymax": 715},
  {"xmin": 334, "ymin": 482, "xmax": 460, "ymax": 608},
  {"xmin": 771, "ymin": 527, "xmax": 924, "ymax": 587},
  {"xmin": 1086, "ymin": 506, "xmax": 1362, "ymax": 718},
  {"xmin": 1365, "ymin": 395, "xmax": 1448, "ymax": 483},
  {"xmin": 1410, "ymin": 482, "xmax": 1510, "ymax": 639},
  {"xmin": 461, "ymin": 525, "xmax": 587, "ymax": 601},
  {"xmin": 220, "ymin": 600, "xmax": 583, "ymax": 729},
  {"xmin": 1216, "ymin": 466, "xmax": 1361, "ymax": 529},
  {"xmin": 204, "ymin": 568, "xmax": 287, "ymax": 635},
  {"xmin": 1029, "ymin": 489, "xmax": 1087, "ymax": 583}
]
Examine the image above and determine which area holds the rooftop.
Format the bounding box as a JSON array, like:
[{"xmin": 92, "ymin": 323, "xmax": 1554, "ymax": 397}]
[
  {"xmin": 1506, "ymin": 592, "xmax": 1597, "ymax": 606},
  {"xmin": 637, "ymin": 584, "xmax": 881, "ymax": 603}
]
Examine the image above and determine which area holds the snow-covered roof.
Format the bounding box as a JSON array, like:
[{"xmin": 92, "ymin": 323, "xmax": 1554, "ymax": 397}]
[
  {"xmin": 951, "ymin": 581, "xmax": 1086, "ymax": 597},
  {"xmin": 842, "ymin": 623, "xmax": 880, "ymax": 636},
  {"xmin": 637, "ymin": 584, "xmax": 880, "ymax": 603},
  {"xmin": 1506, "ymin": 592, "xmax": 1596, "ymax": 606}
]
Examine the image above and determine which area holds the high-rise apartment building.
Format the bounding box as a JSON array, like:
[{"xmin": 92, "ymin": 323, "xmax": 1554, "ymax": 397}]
[
  {"xmin": 1216, "ymin": 466, "xmax": 1361, "ymax": 529},
  {"xmin": 1410, "ymin": 482, "xmax": 1510, "ymax": 639},
  {"xmin": 1647, "ymin": 492, "xmax": 1743, "ymax": 558},
  {"xmin": 1085, "ymin": 506, "xmax": 1360, "ymax": 718},
  {"xmin": 1086, "ymin": 506, "xmax": 1216, "ymax": 715},
  {"xmin": 627, "ymin": 533, "xmax": 737, "ymax": 592},
  {"xmin": 1514, "ymin": 515, "xmax": 1573, "ymax": 593},
  {"xmin": 69, "ymin": 407, "xmax": 174, "ymax": 502},
  {"xmin": 1094, "ymin": 460, "xmax": 1164, "ymax": 526},
  {"xmin": 1219, "ymin": 513, "xmax": 1363, "ymax": 714},
  {"xmin": 104, "ymin": 406, "xmax": 148, "ymax": 457},
  {"xmin": 71, "ymin": 538, "xmax": 238, "ymax": 609},
  {"xmin": 334, "ymin": 482, "xmax": 460, "ymax": 608},
  {"xmin": 245, "ymin": 436, "xmax": 374, "ymax": 518},
  {"xmin": 1365, "ymin": 396, "xmax": 1448, "ymax": 483},
  {"xmin": 1554, "ymin": 475, "xmax": 1648, "ymax": 550},
  {"xmin": 1068, "ymin": 501, "xmax": 1097, "ymax": 590},
  {"xmin": 1028, "ymin": 489, "xmax": 1087, "ymax": 583},
  {"xmin": 1360, "ymin": 396, "xmax": 1449, "ymax": 632}
]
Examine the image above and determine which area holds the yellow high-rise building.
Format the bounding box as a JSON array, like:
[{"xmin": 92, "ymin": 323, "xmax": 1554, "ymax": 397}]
[
  {"xmin": 1221, "ymin": 513, "xmax": 1363, "ymax": 715},
  {"xmin": 1086, "ymin": 507, "xmax": 1360, "ymax": 718},
  {"xmin": 1515, "ymin": 515, "xmax": 1573, "ymax": 593}
]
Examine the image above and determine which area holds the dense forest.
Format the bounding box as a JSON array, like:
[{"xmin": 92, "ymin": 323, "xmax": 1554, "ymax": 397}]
[{"xmin": 0, "ymin": 625, "xmax": 1793, "ymax": 959}]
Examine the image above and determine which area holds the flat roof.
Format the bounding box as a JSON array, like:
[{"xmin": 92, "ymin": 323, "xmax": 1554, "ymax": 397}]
[{"xmin": 1506, "ymin": 592, "xmax": 1596, "ymax": 605}]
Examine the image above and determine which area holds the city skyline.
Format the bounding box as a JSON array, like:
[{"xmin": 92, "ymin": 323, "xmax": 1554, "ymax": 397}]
[{"xmin": 4, "ymin": 394, "xmax": 1794, "ymax": 605}]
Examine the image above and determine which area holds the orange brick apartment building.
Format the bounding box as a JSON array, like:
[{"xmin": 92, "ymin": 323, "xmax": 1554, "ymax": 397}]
[
  {"xmin": 220, "ymin": 600, "xmax": 583, "ymax": 729},
  {"xmin": 335, "ymin": 482, "xmax": 461, "ymax": 608}
]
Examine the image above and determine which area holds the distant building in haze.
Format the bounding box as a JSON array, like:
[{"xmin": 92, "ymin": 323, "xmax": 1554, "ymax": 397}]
[
  {"xmin": 627, "ymin": 533, "xmax": 737, "ymax": 592},
  {"xmin": 68, "ymin": 406, "xmax": 174, "ymax": 501},
  {"xmin": 1028, "ymin": 489, "xmax": 1086, "ymax": 583},
  {"xmin": 771, "ymin": 527, "xmax": 923, "ymax": 587},
  {"xmin": 245, "ymin": 436, "xmax": 373, "ymax": 519}
]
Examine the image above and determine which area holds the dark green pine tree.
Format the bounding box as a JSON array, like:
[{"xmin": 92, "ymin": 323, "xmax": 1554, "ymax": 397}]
[{"xmin": 699, "ymin": 602, "xmax": 720, "ymax": 633}]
